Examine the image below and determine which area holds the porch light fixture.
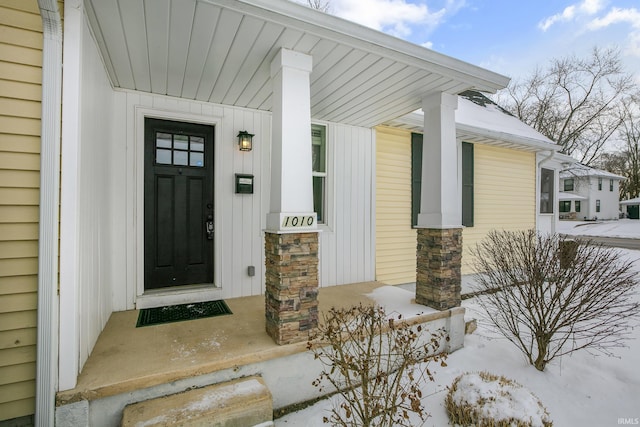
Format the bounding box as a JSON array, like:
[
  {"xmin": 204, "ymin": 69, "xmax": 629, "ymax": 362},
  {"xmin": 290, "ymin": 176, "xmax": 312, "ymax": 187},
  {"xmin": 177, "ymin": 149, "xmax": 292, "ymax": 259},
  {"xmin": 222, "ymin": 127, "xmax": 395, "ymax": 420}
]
[{"xmin": 237, "ymin": 130, "xmax": 254, "ymax": 152}]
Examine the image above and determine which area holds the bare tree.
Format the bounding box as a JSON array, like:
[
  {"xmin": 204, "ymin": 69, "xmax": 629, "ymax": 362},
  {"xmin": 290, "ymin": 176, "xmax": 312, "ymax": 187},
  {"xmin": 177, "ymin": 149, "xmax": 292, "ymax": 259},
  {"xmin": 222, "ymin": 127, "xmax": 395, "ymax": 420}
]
[
  {"xmin": 619, "ymin": 98, "xmax": 640, "ymax": 198},
  {"xmin": 597, "ymin": 95, "xmax": 640, "ymax": 199},
  {"xmin": 498, "ymin": 47, "xmax": 635, "ymax": 166},
  {"xmin": 471, "ymin": 230, "xmax": 639, "ymax": 372},
  {"xmin": 307, "ymin": 0, "xmax": 331, "ymax": 13}
]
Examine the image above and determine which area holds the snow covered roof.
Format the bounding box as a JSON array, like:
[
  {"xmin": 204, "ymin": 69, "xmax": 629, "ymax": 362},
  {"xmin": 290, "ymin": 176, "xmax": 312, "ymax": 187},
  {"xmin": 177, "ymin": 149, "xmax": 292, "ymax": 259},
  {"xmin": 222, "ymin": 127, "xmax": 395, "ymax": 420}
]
[
  {"xmin": 384, "ymin": 91, "xmax": 558, "ymax": 152},
  {"xmin": 560, "ymin": 164, "xmax": 626, "ymax": 180},
  {"xmin": 620, "ymin": 197, "xmax": 640, "ymax": 206},
  {"xmin": 558, "ymin": 192, "xmax": 587, "ymax": 201}
]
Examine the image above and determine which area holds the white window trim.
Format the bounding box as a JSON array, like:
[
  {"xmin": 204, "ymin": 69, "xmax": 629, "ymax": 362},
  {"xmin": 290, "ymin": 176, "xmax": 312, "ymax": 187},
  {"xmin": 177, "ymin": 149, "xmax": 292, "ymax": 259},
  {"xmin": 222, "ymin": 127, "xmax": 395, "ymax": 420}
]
[{"xmin": 312, "ymin": 121, "xmax": 334, "ymax": 232}]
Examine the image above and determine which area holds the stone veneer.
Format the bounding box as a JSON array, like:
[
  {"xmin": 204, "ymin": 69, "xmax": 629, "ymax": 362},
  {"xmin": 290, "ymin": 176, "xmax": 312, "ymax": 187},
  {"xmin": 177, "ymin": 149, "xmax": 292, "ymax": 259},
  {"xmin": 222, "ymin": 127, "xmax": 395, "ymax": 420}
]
[
  {"xmin": 265, "ymin": 232, "xmax": 319, "ymax": 345},
  {"xmin": 416, "ymin": 228, "xmax": 462, "ymax": 310}
]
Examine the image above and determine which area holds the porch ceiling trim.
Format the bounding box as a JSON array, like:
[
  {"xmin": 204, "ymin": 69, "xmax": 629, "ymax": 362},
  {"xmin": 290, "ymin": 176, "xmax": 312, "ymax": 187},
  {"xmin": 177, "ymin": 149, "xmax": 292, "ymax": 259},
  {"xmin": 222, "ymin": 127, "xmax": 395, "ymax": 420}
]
[{"xmin": 84, "ymin": 0, "xmax": 509, "ymax": 128}]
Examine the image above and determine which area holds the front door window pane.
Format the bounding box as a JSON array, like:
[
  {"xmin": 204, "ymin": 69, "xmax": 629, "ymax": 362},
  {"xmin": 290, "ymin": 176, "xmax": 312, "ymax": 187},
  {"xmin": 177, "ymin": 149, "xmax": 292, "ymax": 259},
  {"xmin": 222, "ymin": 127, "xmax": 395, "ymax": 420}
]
[
  {"xmin": 190, "ymin": 152, "xmax": 204, "ymax": 167},
  {"xmin": 156, "ymin": 149, "xmax": 172, "ymax": 164},
  {"xmin": 154, "ymin": 132, "xmax": 206, "ymax": 168},
  {"xmin": 156, "ymin": 133, "xmax": 172, "ymax": 148}
]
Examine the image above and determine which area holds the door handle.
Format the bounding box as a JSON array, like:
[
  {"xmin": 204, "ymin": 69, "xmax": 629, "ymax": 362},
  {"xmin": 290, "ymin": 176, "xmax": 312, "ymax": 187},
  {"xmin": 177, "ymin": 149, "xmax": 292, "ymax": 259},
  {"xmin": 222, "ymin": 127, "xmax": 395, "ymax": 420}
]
[{"xmin": 206, "ymin": 215, "xmax": 214, "ymax": 240}]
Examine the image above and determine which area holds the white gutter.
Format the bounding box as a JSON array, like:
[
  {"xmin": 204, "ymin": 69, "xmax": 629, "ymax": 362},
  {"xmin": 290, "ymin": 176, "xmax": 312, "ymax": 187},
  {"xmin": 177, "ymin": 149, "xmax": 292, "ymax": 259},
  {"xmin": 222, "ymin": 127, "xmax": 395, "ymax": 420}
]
[
  {"xmin": 386, "ymin": 111, "xmax": 559, "ymax": 153},
  {"xmin": 537, "ymin": 149, "xmax": 556, "ymax": 167},
  {"xmin": 36, "ymin": 0, "xmax": 62, "ymax": 425},
  {"xmin": 457, "ymin": 124, "xmax": 556, "ymax": 152}
]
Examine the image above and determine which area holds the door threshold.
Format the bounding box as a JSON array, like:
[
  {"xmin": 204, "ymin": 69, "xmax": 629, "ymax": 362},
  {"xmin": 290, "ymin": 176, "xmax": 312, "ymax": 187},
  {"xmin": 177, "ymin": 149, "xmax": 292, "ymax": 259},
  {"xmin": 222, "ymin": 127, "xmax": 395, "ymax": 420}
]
[{"xmin": 136, "ymin": 284, "xmax": 223, "ymax": 309}]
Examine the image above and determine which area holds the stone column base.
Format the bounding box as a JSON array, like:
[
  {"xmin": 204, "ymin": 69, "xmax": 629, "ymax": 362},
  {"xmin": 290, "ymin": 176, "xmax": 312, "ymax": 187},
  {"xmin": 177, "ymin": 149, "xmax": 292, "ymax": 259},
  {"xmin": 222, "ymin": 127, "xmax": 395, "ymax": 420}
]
[
  {"xmin": 416, "ymin": 228, "xmax": 462, "ymax": 310},
  {"xmin": 265, "ymin": 232, "xmax": 319, "ymax": 345}
]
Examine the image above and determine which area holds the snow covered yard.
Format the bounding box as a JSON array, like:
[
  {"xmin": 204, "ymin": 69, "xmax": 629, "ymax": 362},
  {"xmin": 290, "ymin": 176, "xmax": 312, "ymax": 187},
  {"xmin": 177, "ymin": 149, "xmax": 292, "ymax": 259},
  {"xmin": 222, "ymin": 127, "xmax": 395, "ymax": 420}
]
[
  {"xmin": 276, "ymin": 247, "xmax": 640, "ymax": 427},
  {"xmin": 558, "ymin": 218, "xmax": 640, "ymax": 239}
]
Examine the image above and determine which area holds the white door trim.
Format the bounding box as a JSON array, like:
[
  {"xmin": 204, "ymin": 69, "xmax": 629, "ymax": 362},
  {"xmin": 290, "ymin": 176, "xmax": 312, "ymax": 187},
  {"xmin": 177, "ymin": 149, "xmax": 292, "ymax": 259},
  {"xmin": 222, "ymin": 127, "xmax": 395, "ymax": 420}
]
[{"xmin": 133, "ymin": 106, "xmax": 224, "ymax": 308}]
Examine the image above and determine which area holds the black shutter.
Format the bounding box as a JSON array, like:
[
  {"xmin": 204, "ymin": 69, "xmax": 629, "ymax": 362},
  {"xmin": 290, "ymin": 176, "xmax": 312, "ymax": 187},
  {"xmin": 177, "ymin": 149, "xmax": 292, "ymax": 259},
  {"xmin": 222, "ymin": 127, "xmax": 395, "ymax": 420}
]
[
  {"xmin": 462, "ymin": 142, "xmax": 474, "ymax": 227},
  {"xmin": 411, "ymin": 133, "xmax": 423, "ymax": 227}
]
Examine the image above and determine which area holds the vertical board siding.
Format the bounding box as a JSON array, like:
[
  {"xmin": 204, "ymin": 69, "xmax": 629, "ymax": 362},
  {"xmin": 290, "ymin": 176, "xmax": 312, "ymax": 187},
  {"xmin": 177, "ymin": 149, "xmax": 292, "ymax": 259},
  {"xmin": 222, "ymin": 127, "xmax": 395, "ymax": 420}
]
[
  {"xmin": 112, "ymin": 92, "xmax": 271, "ymax": 304},
  {"xmin": 110, "ymin": 91, "xmax": 376, "ymax": 305},
  {"xmin": 461, "ymin": 144, "xmax": 536, "ymax": 273},
  {"xmin": 0, "ymin": 0, "xmax": 42, "ymax": 420},
  {"xmin": 75, "ymin": 16, "xmax": 116, "ymax": 370},
  {"xmin": 318, "ymin": 124, "xmax": 375, "ymax": 287},
  {"xmin": 375, "ymin": 126, "xmax": 417, "ymax": 285}
]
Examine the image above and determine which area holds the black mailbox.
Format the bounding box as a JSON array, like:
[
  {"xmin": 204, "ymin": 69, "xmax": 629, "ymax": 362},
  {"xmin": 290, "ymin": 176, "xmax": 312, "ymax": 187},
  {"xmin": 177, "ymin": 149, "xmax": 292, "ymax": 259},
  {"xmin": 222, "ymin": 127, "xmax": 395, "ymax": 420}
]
[{"xmin": 235, "ymin": 174, "xmax": 254, "ymax": 194}]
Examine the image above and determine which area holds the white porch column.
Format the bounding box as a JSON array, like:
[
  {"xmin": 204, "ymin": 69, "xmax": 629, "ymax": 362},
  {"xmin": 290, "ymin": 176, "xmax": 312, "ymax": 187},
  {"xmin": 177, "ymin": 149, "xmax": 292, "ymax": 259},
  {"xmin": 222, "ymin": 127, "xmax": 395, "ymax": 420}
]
[
  {"xmin": 416, "ymin": 92, "xmax": 463, "ymax": 310},
  {"xmin": 417, "ymin": 92, "xmax": 460, "ymax": 228},
  {"xmin": 266, "ymin": 48, "xmax": 317, "ymax": 232},
  {"xmin": 265, "ymin": 49, "xmax": 319, "ymax": 345}
]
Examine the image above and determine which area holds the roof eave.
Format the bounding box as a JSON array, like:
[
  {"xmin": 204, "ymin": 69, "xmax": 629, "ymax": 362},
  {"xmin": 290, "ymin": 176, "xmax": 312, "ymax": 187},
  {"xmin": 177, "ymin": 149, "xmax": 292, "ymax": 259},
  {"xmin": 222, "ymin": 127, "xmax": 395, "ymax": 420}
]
[
  {"xmin": 215, "ymin": 0, "xmax": 510, "ymax": 93},
  {"xmin": 456, "ymin": 123, "xmax": 558, "ymax": 152}
]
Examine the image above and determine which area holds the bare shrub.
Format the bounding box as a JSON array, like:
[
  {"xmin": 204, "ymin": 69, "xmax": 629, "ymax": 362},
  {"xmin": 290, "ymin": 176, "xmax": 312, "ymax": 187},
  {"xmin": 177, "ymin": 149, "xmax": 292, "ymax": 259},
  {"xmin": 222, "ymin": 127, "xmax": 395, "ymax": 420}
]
[
  {"xmin": 307, "ymin": 304, "xmax": 447, "ymax": 426},
  {"xmin": 471, "ymin": 230, "xmax": 640, "ymax": 371},
  {"xmin": 445, "ymin": 371, "xmax": 552, "ymax": 427}
]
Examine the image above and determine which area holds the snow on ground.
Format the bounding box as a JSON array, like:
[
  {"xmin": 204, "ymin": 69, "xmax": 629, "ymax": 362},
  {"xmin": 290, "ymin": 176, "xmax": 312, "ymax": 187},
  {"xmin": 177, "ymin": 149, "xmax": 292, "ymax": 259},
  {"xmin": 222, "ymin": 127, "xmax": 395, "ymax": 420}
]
[
  {"xmin": 277, "ymin": 241, "xmax": 640, "ymax": 426},
  {"xmin": 558, "ymin": 218, "xmax": 640, "ymax": 239}
]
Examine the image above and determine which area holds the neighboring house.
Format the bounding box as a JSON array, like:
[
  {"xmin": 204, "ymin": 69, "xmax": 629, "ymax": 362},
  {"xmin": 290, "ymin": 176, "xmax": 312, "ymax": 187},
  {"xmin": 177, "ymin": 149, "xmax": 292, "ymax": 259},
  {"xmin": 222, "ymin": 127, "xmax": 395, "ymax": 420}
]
[
  {"xmin": 4, "ymin": 0, "xmax": 565, "ymax": 425},
  {"xmin": 620, "ymin": 197, "xmax": 640, "ymax": 219},
  {"xmin": 559, "ymin": 165, "xmax": 626, "ymax": 220},
  {"xmin": 377, "ymin": 91, "xmax": 561, "ymax": 281}
]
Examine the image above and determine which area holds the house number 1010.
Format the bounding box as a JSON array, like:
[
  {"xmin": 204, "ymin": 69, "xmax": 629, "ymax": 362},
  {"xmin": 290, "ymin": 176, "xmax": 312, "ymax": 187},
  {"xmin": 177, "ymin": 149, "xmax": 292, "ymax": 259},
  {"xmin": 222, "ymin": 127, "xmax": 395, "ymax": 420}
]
[{"xmin": 282, "ymin": 215, "xmax": 315, "ymax": 228}]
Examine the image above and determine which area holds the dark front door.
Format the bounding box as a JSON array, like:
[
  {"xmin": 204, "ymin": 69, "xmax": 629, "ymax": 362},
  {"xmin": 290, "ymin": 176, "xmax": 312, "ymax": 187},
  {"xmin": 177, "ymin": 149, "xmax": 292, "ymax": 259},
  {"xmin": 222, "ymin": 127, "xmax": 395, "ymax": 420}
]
[{"xmin": 144, "ymin": 118, "xmax": 214, "ymax": 290}]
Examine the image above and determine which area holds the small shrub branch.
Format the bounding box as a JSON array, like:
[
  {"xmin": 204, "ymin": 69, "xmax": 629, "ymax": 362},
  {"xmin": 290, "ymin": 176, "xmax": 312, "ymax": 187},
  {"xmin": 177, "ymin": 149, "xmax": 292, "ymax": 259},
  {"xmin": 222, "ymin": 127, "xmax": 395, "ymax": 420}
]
[{"xmin": 471, "ymin": 230, "xmax": 639, "ymax": 371}]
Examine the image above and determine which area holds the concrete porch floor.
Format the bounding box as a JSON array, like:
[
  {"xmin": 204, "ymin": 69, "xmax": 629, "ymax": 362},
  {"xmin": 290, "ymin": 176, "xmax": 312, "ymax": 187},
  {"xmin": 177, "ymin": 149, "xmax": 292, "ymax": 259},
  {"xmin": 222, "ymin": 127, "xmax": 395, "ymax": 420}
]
[{"xmin": 56, "ymin": 281, "xmax": 391, "ymax": 406}]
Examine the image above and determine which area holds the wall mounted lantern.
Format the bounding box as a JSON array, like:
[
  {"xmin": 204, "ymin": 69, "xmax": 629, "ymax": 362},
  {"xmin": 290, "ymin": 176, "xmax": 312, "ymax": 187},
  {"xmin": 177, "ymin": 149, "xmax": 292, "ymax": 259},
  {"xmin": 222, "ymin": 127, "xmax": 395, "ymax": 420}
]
[{"xmin": 237, "ymin": 130, "xmax": 254, "ymax": 152}]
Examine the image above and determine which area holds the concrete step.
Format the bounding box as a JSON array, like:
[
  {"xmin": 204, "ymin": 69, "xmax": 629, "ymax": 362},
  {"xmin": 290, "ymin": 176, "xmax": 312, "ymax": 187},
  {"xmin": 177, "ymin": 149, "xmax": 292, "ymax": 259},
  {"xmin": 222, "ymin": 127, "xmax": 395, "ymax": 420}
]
[{"xmin": 121, "ymin": 376, "xmax": 272, "ymax": 427}]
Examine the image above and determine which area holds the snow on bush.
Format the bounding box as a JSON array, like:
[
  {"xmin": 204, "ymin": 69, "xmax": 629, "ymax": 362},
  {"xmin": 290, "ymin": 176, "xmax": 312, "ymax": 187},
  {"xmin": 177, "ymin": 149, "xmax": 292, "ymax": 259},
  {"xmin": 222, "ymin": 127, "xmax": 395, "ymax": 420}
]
[{"xmin": 445, "ymin": 371, "xmax": 552, "ymax": 427}]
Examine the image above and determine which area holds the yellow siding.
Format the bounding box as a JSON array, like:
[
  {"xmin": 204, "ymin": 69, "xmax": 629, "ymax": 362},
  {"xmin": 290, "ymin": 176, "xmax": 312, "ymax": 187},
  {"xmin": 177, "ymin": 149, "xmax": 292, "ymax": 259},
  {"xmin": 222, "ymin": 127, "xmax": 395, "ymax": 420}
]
[
  {"xmin": 461, "ymin": 144, "xmax": 536, "ymax": 273},
  {"xmin": 375, "ymin": 127, "xmax": 537, "ymax": 282},
  {"xmin": 0, "ymin": 0, "xmax": 46, "ymax": 421},
  {"xmin": 375, "ymin": 126, "xmax": 417, "ymax": 285}
]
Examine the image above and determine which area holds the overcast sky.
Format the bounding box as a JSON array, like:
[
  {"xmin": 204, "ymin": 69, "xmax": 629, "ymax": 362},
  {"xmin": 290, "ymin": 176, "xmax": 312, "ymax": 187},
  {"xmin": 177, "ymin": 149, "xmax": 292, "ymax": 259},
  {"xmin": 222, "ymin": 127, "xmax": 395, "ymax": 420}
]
[{"xmin": 297, "ymin": 0, "xmax": 640, "ymax": 84}]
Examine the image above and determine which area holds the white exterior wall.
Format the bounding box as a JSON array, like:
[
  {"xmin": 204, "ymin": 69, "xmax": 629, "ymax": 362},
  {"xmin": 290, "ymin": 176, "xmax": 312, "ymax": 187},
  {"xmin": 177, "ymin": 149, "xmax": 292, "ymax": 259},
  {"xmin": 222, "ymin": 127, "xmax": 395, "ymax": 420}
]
[
  {"xmin": 60, "ymin": 12, "xmax": 116, "ymax": 387},
  {"xmin": 108, "ymin": 94, "xmax": 375, "ymax": 308},
  {"xmin": 318, "ymin": 124, "xmax": 376, "ymax": 287},
  {"xmin": 589, "ymin": 177, "xmax": 621, "ymax": 220},
  {"xmin": 110, "ymin": 92, "xmax": 272, "ymax": 309},
  {"xmin": 77, "ymin": 17, "xmax": 116, "ymax": 368}
]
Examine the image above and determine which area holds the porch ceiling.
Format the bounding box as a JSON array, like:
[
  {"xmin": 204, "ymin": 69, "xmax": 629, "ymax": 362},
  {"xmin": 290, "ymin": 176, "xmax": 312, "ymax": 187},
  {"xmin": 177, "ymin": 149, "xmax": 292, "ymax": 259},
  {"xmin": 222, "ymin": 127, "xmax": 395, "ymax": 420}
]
[{"xmin": 85, "ymin": 0, "xmax": 509, "ymax": 128}]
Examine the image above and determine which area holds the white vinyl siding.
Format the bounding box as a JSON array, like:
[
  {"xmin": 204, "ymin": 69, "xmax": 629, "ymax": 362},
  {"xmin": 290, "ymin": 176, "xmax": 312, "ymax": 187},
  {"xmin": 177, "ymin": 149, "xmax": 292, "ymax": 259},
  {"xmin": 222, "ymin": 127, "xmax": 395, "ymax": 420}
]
[{"xmin": 318, "ymin": 124, "xmax": 375, "ymax": 287}]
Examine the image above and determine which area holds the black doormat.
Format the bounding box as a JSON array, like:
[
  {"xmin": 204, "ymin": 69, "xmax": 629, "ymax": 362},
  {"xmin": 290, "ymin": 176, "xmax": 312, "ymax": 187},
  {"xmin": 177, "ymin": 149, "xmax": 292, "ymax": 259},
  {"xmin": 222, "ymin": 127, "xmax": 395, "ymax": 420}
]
[{"xmin": 136, "ymin": 300, "xmax": 232, "ymax": 327}]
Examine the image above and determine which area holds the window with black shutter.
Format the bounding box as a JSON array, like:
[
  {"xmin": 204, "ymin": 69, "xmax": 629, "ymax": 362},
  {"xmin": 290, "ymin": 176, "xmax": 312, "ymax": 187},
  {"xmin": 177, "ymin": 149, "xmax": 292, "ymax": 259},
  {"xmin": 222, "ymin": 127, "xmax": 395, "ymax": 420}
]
[{"xmin": 411, "ymin": 134, "xmax": 473, "ymax": 227}]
